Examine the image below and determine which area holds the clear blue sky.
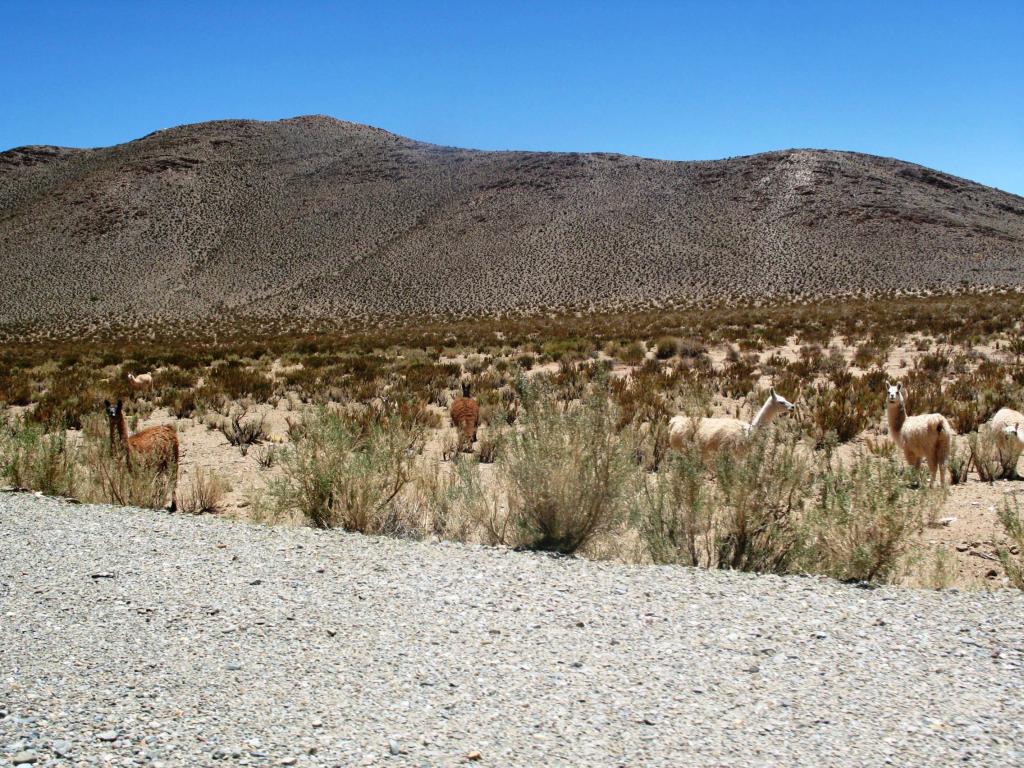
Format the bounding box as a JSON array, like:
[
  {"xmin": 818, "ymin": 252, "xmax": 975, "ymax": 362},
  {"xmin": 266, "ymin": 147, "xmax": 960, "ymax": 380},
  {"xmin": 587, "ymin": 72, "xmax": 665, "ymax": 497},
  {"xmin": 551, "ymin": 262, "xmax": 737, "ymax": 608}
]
[{"xmin": 2, "ymin": 1, "xmax": 1022, "ymax": 195}]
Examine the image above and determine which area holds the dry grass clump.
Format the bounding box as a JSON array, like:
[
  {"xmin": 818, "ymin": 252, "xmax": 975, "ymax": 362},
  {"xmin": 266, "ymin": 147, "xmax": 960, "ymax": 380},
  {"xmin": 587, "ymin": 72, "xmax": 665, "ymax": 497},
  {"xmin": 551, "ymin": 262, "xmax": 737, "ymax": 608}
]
[
  {"xmin": 801, "ymin": 368, "xmax": 882, "ymax": 445},
  {"xmin": 967, "ymin": 422, "xmax": 1021, "ymax": 483},
  {"xmin": 801, "ymin": 454, "xmax": 938, "ymax": 582},
  {"xmin": 220, "ymin": 413, "xmax": 267, "ymax": 456},
  {"xmin": 261, "ymin": 409, "xmax": 424, "ymax": 534},
  {"xmin": 177, "ymin": 468, "xmax": 230, "ymax": 515},
  {"xmin": 637, "ymin": 431, "xmax": 811, "ymax": 572},
  {"xmin": 996, "ymin": 498, "xmax": 1024, "ymax": 589},
  {"xmin": 0, "ymin": 368, "xmax": 33, "ymax": 406}
]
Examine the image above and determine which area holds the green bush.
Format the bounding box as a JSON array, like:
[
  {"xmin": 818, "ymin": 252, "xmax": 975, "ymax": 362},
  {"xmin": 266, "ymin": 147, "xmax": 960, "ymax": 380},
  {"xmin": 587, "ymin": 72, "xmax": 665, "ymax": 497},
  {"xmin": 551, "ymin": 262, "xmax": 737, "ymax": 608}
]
[
  {"xmin": 500, "ymin": 391, "xmax": 634, "ymax": 554},
  {"xmin": 263, "ymin": 409, "xmax": 423, "ymax": 533},
  {"xmin": 800, "ymin": 454, "xmax": 937, "ymax": 583},
  {"xmin": 0, "ymin": 419, "xmax": 78, "ymax": 497}
]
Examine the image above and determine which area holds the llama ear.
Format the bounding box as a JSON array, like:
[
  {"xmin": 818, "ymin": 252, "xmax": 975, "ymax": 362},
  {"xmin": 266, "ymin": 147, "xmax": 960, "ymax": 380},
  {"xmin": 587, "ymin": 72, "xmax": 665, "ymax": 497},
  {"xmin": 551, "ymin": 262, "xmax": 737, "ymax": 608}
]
[
  {"xmin": 898, "ymin": 384, "xmax": 907, "ymax": 398},
  {"xmin": 769, "ymin": 387, "xmax": 777, "ymax": 398},
  {"xmin": 116, "ymin": 399, "xmax": 123, "ymax": 414},
  {"xmin": 103, "ymin": 399, "xmax": 111, "ymax": 410}
]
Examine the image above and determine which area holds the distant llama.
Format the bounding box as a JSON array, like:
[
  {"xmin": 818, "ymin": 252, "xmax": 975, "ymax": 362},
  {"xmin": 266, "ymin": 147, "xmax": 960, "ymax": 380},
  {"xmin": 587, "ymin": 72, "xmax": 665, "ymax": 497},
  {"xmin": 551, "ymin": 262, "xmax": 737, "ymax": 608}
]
[
  {"xmin": 668, "ymin": 387, "xmax": 796, "ymax": 461},
  {"xmin": 449, "ymin": 382, "xmax": 480, "ymax": 452},
  {"xmin": 104, "ymin": 399, "xmax": 179, "ymax": 510},
  {"xmin": 127, "ymin": 372, "xmax": 154, "ymax": 391},
  {"xmin": 884, "ymin": 382, "xmax": 951, "ymax": 487}
]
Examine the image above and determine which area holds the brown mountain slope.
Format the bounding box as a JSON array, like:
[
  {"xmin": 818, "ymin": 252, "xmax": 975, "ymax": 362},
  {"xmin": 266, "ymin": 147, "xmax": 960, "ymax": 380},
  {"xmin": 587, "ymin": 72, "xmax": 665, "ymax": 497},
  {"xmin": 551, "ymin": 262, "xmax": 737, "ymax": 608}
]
[{"xmin": 1, "ymin": 115, "xmax": 1022, "ymax": 330}]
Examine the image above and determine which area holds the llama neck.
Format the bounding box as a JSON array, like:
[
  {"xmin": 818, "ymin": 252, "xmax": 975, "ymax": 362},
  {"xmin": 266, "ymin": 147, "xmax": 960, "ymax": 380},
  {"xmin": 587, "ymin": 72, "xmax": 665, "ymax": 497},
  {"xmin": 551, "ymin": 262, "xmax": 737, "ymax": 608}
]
[
  {"xmin": 111, "ymin": 415, "xmax": 131, "ymax": 459},
  {"xmin": 750, "ymin": 399, "xmax": 777, "ymax": 429},
  {"xmin": 887, "ymin": 402, "xmax": 906, "ymax": 443}
]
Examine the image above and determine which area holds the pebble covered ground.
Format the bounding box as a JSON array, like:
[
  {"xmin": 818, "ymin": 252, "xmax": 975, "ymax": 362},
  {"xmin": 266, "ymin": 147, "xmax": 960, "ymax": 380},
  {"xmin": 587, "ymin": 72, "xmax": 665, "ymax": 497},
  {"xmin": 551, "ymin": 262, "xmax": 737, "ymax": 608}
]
[{"xmin": 2, "ymin": 492, "xmax": 1023, "ymax": 767}]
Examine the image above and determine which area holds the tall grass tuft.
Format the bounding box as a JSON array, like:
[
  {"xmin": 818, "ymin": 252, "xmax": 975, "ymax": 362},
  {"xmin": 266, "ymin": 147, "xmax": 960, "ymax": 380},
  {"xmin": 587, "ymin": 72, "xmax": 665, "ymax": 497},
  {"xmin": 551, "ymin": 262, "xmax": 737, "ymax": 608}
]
[{"xmin": 996, "ymin": 498, "xmax": 1024, "ymax": 589}]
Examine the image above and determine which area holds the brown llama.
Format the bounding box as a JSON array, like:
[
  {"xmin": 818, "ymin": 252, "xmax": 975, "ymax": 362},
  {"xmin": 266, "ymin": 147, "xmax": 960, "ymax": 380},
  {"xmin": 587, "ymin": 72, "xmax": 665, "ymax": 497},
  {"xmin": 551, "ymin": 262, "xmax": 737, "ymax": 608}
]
[
  {"xmin": 104, "ymin": 399, "xmax": 179, "ymax": 510},
  {"xmin": 449, "ymin": 382, "xmax": 480, "ymax": 452}
]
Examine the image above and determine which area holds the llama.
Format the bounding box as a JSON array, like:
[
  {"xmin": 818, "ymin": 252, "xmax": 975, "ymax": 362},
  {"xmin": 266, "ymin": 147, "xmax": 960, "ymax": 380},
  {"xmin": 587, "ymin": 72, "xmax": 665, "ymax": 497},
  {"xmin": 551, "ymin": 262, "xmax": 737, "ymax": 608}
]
[
  {"xmin": 991, "ymin": 407, "xmax": 1024, "ymax": 471},
  {"xmin": 104, "ymin": 399, "xmax": 179, "ymax": 510},
  {"xmin": 668, "ymin": 387, "xmax": 796, "ymax": 461},
  {"xmin": 449, "ymin": 382, "xmax": 480, "ymax": 452},
  {"xmin": 884, "ymin": 382, "xmax": 951, "ymax": 487},
  {"xmin": 127, "ymin": 372, "xmax": 154, "ymax": 391}
]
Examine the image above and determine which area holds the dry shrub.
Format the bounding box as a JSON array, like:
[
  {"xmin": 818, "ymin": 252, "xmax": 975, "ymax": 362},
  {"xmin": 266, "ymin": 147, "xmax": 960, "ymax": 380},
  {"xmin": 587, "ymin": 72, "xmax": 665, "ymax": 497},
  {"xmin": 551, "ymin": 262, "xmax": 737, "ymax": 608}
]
[
  {"xmin": 167, "ymin": 389, "xmax": 197, "ymax": 419},
  {"xmin": 220, "ymin": 413, "xmax": 267, "ymax": 456},
  {"xmin": 654, "ymin": 336, "xmax": 680, "ymax": 360},
  {"xmin": 178, "ymin": 468, "xmax": 230, "ymax": 514},
  {"xmin": 199, "ymin": 361, "xmax": 273, "ymax": 403},
  {"xmin": 476, "ymin": 428, "xmax": 505, "ymax": 464},
  {"xmin": 30, "ymin": 367, "xmax": 101, "ymax": 430},
  {"xmin": 996, "ymin": 497, "xmax": 1024, "ymax": 589},
  {"xmin": 500, "ymin": 391, "xmax": 634, "ymax": 554},
  {"xmin": 635, "ymin": 443, "xmax": 714, "ymax": 567},
  {"xmin": 254, "ymin": 444, "xmax": 278, "ymax": 469},
  {"xmin": 263, "ymin": 409, "xmax": 424, "ymax": 534},
  {"xmin": 0, "ymin": 369, "xmax": 33, "ymax": 406},
  {"xmin": 0, "ymin": 419, "xmax": 78, "ymax": 497},
  {"xmin": 637, "ymin": 431, "xmax": 934, "ymax": 583},
  {"xmin": 947, "ymin": 439, "xmax": 972, "ymax": 485},
  {"xmin": 411, "ymin": 461, "xmax": 500, "ymax": 543},
  {"xmin": 636, "ymin": 431, "xmax": 811, "ymax": 572},
  {"xmin": 803, "ymin": 369, "xmax": 876, "ymax": 445},
  {"xmin": 800, "ymin": 453, "xmax": 937, "ymax": 583},
  {"xmin": 440, "ymin": 430, "xmax": 460, "ymax": 462},
  {"xmin": 712, "ymin": 433, "xmax": 812, "ymax": 572}
]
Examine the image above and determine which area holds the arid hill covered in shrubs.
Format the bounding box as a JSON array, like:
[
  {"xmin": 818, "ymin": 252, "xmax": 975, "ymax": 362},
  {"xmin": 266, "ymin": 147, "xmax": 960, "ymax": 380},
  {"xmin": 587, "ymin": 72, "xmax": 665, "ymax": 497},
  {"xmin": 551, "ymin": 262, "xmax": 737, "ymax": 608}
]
[{"xmin": 2, "ymin": 115, "xmax": 1023, "ymax": 332}]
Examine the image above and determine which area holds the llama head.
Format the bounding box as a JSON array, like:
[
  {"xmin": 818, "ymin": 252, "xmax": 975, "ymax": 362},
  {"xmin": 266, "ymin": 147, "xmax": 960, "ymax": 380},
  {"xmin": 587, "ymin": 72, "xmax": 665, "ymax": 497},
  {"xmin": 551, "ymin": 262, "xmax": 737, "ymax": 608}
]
[
  {"xmin": 885, "ymin": 381, "xmax": 907, "ymax": 407},
  {"xmin": 103, "ymin": 399, "xmax": 124, "ymax": 420},
  {"xmin": 752, "ymin": 387, "xmax": 796, "ymax": 427},
  {"xmin": 461, "ymin": 381, "xmax": 472, "ymax": 398},
  {"xmin": 768, "ymin": 387, "xmax": 796, "ymax": 415},
  {"xmin": 1004, "ymin": 423, "xmax": 1024, "ymax": 447}
]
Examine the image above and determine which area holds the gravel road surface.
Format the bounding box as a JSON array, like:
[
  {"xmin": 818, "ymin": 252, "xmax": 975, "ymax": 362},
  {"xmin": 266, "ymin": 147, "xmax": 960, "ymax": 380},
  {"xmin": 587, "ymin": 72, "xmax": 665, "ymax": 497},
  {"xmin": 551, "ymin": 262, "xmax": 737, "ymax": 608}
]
[{"xmin": 2, "ymin": 493, "xmax": 1023, "ymax": 767}]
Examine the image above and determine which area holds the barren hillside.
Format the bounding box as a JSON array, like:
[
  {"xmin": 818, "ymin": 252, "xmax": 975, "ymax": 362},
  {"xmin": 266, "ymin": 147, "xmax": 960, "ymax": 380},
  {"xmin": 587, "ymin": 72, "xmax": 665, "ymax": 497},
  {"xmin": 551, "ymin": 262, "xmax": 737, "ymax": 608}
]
[{"xmin": 1, "ymin": 115, "xmax": 1022, "ymax": 330}]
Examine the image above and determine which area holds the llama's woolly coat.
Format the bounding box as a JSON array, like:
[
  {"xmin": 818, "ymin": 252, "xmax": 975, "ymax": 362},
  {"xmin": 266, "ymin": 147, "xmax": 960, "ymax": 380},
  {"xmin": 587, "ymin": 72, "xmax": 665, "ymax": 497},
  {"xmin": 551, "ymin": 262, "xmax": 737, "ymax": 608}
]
[
  {"xmin": 668, "ymin": 415, "xmax": 751, "ymax": 460},
  {"xmin": 122, "ymin": 425, "xmax": 180, "ymax": 472},
  {"xmin": 888, "ymin": 409, "xmax": 952, "ymax": 473},
  {"xmin": 992, "ymin": 407, "xmax": 1024, "ymax": 452},
  {"xmin": 128, "ymin": 372, "xmax": 154, "ymax": 390},
  {"xmin": 450, "ymin": 396, "xmax": 480, "ymax": 445}
]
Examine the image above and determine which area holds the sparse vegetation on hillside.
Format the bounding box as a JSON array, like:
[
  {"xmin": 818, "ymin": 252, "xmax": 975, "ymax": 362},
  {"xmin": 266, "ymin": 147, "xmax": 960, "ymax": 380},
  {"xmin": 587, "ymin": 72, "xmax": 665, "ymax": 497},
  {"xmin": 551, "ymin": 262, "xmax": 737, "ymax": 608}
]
[{"xmin": 2, "ymin": 117, "xmax": 1023, "ymax": 333}]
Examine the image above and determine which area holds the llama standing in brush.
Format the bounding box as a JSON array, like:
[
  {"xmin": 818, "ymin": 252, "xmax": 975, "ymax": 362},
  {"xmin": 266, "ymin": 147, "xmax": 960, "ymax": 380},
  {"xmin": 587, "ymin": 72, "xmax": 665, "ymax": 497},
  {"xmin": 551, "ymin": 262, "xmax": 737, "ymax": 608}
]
[
  {"xmin": 105, "ymin": 399, "xmax": 180, "ymax": 510},
  {"xmin": 449, "ymin": 382, "xmax": 480, "ymax": 453},
  {"xmin": 884, "ymin": 382, "xmax": 951, "ymax": 487},
  {"xmin": 668, "ymin": 387, "xmax": 796, "ymax": 461}
]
